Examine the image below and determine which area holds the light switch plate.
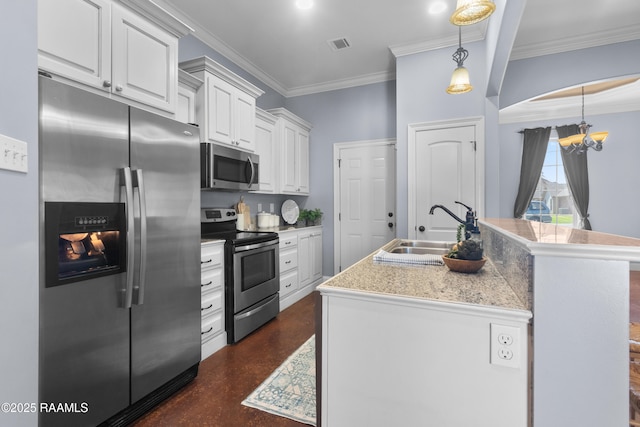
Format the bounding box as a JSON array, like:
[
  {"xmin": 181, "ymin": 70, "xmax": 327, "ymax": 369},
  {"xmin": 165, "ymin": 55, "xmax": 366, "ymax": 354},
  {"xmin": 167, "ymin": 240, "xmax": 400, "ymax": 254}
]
[{"xmin": 0, "ymin": 133, "xmax": 28, "ymax": 173}]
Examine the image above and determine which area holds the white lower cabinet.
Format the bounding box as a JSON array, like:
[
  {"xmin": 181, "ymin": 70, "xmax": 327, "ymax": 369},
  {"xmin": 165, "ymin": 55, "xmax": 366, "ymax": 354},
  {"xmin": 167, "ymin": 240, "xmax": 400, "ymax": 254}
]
[
  {"xmin": 278, "ymin": 227, "xmax": 323, "ymax": 310},
  {"xmin": 200, "ymin": 240, "xmax": 226, "ymax": 360}
]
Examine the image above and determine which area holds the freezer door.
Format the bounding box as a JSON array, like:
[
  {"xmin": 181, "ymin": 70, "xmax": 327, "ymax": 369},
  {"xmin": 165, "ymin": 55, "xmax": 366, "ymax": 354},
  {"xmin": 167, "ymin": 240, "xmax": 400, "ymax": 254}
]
[
  {"xmin": 38, "ymin": 76, "xmax": 131, "ymax": 426},
  {"xmin": 129, "ymin": 107, "xmax": 201, "ymax": 402}
]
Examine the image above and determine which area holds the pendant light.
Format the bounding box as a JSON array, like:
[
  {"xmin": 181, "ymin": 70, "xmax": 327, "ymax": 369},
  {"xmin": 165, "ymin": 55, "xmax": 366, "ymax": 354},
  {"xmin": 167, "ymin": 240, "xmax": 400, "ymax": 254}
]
[
  {"xmin": 558, "ymin": 86, "xmax": 609, "ymax": 154},
  {"xmin": 446, "ymin": 26, "xmax": 473, "ymax": 94},
  {"xmin": 450, "ymin": 0, "xmax": 496, "ymax": 25}
]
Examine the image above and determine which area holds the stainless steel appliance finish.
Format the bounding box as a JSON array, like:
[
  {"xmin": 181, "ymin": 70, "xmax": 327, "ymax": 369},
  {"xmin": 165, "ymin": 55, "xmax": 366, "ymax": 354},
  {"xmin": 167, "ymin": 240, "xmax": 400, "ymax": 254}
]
[
  {"xmin": 201, "ymin": 208, "xmax": 279, "ymax": 343},
  {"xmin": 39, "ymin": 75, "xmax": 201, "ymax": 426},
  {"xmin": 200, "ymin": 143, "xmax": 259, "ymax": 190}
]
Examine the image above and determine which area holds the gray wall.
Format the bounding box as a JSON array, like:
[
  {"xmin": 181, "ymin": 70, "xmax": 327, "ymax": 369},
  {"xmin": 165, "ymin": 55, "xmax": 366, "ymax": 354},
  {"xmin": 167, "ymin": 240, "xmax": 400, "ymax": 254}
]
[{"xmin": 0, "ymin": 1, "xmax": 39, "ymax": 425}]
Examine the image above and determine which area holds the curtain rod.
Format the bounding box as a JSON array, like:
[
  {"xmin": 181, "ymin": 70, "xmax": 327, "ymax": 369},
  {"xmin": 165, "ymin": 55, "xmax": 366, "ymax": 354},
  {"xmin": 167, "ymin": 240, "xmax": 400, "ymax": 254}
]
[{"xmin": 517, "ymin": 125, "xmax": 574, "ymax": 134}]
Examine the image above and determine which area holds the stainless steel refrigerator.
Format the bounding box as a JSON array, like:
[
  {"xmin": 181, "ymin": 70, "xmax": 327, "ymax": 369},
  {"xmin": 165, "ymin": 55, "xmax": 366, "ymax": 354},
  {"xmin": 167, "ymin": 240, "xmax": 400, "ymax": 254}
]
[{"xmin": 38, "ymin": 75, "xmax": 201, "ymax": 426}]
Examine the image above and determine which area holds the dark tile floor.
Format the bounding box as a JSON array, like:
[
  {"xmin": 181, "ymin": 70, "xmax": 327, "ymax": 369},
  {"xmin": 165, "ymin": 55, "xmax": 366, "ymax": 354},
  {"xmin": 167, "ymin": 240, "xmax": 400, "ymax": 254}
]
[{"xmin": 132, "ymin": 292, "xmax": 317, "ymax": 427}]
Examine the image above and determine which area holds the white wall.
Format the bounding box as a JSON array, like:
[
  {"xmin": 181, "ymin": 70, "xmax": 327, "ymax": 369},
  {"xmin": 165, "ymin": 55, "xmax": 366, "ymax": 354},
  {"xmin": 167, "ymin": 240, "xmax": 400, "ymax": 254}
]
[{"xmin": 0, "ymin": 1, "xmax": 39, "ymax": 426}]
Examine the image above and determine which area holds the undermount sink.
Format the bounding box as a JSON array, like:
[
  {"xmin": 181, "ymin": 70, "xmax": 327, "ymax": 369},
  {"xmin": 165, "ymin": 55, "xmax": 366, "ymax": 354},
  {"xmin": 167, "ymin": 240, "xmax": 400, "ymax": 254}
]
[
  {"xmin": 388, "ymin": 240, "xmax": 455, "ymax": 256},
  {"xmin": 398, "ymin": 240, "xmax": 453, "ymax": 249},
  {"xmin": 389, "ymin": 247, "xmax": 449, "ymax": 255}
]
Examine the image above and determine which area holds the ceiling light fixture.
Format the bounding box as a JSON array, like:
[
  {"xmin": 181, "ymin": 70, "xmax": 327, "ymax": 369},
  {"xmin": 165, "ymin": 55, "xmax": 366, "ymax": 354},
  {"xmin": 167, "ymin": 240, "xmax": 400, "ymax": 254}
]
[
  {"xmin": 295, "ymin": 0, "xmax": 313, "ymax": 10},
  {"xmin": 450, "ymin": 0, "xmax": 495, "ymax": 25},
  {"xmin": 446, "ymin": 26, "xmax": 472, "ymax": 95},
  {"xmin": 558, "ymin": 86, "xmax": 609, "ymax": 154}
]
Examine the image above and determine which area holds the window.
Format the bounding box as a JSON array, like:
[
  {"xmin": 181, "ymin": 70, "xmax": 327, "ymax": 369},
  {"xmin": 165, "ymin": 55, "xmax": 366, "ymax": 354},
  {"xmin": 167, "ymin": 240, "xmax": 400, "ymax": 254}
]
[{"xmin": 528, "ymin": 133, "xmax": 577, "ymax": 226}]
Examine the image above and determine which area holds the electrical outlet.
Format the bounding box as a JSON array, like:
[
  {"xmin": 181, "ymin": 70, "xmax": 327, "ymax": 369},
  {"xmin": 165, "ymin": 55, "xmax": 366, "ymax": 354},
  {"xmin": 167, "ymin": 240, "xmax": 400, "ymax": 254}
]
[{"xmin": 491, "ymin": 323, "xmax": 521, "ymax": 368}]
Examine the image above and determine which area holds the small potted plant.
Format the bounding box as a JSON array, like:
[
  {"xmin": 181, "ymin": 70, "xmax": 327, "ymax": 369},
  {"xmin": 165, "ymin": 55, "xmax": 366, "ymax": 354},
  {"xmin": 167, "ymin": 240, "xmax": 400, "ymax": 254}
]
[
  {"xmin": 442, "ymin": 224, "xmax": 486, "ymax": 273},
  {"xmin": 306, "ymin": 208, "xmax": 323, "ymax": 226}
]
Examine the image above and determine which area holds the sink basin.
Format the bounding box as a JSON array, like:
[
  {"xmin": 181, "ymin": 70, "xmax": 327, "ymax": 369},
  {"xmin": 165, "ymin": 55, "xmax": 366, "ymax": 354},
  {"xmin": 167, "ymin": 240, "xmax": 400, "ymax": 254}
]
[
  {"xmin": 387, "ymin": 240, "xmax": 455, "ymax": 256},
  {"xmin": 398, "ymin": 240, "xmax": 453, "ymax": 249},
  {"xmin": 389, "ymin": 247, "xmax": 449, "ymax": 255}
]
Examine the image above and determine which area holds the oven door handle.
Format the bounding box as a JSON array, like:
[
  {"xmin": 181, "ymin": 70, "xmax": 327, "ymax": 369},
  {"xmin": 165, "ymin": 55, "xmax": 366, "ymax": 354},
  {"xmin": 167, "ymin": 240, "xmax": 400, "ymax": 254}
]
[
  {"xmin": 234, "ymin": 238, "xmax": 279, "ymax": 253},
  {"xmin": 120, "ymin": 167, "xmax": 135, "ymax": 309},
  {"xmin": 235, "ymin": 293, "xmax": 279, "ymax": 321},
  {"xmin": 133, "ymin": 169, "xmax": 147, "ymax": 305}
]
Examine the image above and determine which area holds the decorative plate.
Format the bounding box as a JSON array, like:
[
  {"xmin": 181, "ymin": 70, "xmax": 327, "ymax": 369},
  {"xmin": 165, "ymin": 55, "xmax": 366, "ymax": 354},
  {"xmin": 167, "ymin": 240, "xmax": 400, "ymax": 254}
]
[{"xmin": 281, "ymin": 199, "xmax": 300, "ymax": 225}]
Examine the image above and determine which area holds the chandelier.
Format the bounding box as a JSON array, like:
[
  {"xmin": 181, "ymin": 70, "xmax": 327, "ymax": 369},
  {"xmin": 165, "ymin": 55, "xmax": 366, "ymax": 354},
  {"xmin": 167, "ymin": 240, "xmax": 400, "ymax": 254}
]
[
  {"xmin": 558, "ymin": 86, "xmax": 609, "ymax": 154},
  {"xmin": 446, "ymin": 26, "xmax": 472, "ymax": 94}
]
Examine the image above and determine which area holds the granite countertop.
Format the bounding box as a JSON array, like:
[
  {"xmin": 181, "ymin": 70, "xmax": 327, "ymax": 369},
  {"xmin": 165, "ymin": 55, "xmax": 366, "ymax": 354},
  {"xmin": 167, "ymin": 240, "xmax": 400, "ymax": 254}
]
[{"xmin": 318, "ymin": 239, "xmax": 528, "ymax": 311}]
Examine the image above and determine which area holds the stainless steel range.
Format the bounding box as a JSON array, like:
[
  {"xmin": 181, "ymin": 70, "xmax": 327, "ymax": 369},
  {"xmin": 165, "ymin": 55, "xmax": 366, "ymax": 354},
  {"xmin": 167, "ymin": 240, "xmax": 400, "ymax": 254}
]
[{"xmin": 201, "ymin": 208, "xmax": 280, "ymax": 343}]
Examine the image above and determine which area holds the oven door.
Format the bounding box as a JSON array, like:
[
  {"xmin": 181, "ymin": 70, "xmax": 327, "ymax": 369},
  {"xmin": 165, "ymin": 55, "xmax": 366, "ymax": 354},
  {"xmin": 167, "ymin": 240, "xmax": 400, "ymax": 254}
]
[{"xmin": 231, "ymin": 238, "xmax": 279, "ymax": 313}]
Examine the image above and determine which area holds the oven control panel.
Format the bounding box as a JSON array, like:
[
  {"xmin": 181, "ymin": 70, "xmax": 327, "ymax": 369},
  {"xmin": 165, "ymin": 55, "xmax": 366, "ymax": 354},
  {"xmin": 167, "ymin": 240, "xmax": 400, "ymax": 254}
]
[{"xmin": 201, "ymin": 208, "xmax": 236, "ymax": 223}]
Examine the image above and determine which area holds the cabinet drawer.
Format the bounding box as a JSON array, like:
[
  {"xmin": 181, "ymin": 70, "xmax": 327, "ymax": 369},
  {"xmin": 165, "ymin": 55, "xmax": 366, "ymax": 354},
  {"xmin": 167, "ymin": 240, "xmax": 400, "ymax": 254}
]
[
  {"xmin": 201, "ymin": 268, "xmax": 223, "ymax": 291},
  {"xmin": 280, "ymin": 269, "xmax": 298, "ymax": 299},
  {"xmin": 279, "ymin": 234, "xmax": 298, "ymax": 249},
  {"xmin": 201, "ymin": 312, "xmax": 223, "ymax": 342},
  {"xmin": 201, "ymin": 243, "xmax": 224, "ymax": 268},
  {"xmin": 201, "ymin": 289, "xmax": 223, "ymax": 316},
  {"xmin": 280, "ymin": 249, "xmax": 298, "ymax": 272}
]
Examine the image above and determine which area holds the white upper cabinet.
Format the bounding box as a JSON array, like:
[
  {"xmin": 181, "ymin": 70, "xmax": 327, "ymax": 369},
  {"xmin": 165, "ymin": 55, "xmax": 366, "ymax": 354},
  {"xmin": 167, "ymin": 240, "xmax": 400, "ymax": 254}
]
[
  {"xmin": 180, "ymin": 56, "xmax": 264, "ymax": 152},
  {"xmin": 177, "ymin": 70, "xmax": 203, "ymax": 125},
  {"xmin": 253, "ymin": 108, "xmax": 278, "ymax": 193},
  {"xmin": 268, "ymin": 108, "xmax": 312, "ymax": 195},
  {"xmin": 38, "ymin": 0, "xmax": 191, "ymax": 114}
]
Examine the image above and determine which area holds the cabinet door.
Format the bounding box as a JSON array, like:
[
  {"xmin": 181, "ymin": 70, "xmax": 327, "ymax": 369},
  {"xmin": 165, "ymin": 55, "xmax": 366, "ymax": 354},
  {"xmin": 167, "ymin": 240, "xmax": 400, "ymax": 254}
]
[
  {"xmin": 234, "ymin": 91, "xmax": 257, "ymax": 152},
  {"xmin": 298, "ymin": 232, "xmax": 311, "ymax": 287},
  {"xmin": 205, "ymin": 75, "xmax": 234, "ymax": 145},
  {"xmin": 297, "ymin": 129, "xmax": 310, "ymax": 194},
  {"xmin": 254, "ymin": 112, "xmax": 277, "ymax": 193},
  {"xmin": 38, "ymin": 0, "xmax": 112, "ymax": 91},
  {"xmin": 311, "ymin": 231, "xmax": 323, "ymax": 281},
  {"xmin": 280, "ymin": 122, "xmax": 298, "ymax": 193},
  {"xmin": 111, "ymin": 3, "xmax": 178, "ymax": 113}
]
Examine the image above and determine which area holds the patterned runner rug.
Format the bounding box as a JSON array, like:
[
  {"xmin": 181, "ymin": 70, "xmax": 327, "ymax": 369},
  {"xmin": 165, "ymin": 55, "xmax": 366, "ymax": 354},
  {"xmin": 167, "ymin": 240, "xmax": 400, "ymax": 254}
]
[{"xmin": 242, "ymin": 335, "xmax": 316, "ymax": 426}]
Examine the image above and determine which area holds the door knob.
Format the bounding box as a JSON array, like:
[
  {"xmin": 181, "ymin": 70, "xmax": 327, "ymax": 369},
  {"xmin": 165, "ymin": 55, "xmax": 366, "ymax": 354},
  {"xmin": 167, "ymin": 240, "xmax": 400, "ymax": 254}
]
[
  {"xmin": 418, "ymin": 225, "xmax": 425, "ymax": 232},
  {"xmin": 388, "ymin": 222, "xmax": 394, "ymax": 228},
  {"xmin": 388, "ymin": 212, "xmax": 394, "ymax": 217}
]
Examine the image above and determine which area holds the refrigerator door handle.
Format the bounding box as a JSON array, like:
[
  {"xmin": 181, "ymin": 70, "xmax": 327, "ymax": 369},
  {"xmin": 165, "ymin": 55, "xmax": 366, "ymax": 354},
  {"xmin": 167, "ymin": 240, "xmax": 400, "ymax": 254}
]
[
  {"xmin": 120, "ymin": 167, "xmax": 135, "ymax": 309},
  {"xmin": 133, "ymin": 169, "xmax": 148, "ymax": 305}
]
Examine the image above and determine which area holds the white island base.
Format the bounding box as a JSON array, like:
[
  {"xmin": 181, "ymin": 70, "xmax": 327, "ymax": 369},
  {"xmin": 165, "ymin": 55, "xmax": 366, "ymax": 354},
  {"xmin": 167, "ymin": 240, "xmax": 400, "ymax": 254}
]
[{"xmin": 320, "ymin": 287, "xmax": 531, "ymax": 427}]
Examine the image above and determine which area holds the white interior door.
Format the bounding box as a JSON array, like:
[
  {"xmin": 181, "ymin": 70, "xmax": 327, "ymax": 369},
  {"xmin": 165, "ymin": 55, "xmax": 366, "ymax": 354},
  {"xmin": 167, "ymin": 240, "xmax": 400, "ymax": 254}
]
[
  {"xmin": 334, "ymin": 140, "xmax": 396, "ymax": 273},
  {"xmin": 409, "ymin": 121, "xmax": 482, "ymax": 242}
]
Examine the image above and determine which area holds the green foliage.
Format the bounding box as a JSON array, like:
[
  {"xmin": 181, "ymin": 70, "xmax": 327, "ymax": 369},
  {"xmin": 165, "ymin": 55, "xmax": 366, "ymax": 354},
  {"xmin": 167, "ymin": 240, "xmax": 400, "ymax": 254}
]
[
  {"xmin": 447, "ymin": 239, "xmax": 483, "ymax": 260},
  {"xmin": 300, "ymin": 208, "xmax": 323, "ymax": 224}
]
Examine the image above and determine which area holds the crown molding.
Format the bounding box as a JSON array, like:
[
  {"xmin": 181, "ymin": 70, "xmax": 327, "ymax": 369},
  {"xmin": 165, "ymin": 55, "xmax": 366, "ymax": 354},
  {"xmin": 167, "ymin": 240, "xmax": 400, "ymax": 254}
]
[
  {"xmin": 390, "ymin": 24, "xmax": 486, "ymax": 58},
  {"xmin": 510, "ymin": 23, "xmax": 640, "ymax": 61}
]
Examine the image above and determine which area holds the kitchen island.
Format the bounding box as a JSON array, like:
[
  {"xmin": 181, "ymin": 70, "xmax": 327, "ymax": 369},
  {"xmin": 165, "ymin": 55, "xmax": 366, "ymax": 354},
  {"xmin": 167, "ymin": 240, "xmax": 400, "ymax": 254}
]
[{"xmin": 317, "ymin": 219, "xmax": 640, "ymax": 427}]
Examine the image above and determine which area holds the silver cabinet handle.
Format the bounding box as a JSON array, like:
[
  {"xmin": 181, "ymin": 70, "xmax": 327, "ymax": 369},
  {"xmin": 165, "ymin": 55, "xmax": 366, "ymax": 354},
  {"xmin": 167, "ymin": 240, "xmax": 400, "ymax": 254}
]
[
  {"xmin": 115, "ymin": 84, "xmax": 123, "ymax": 92},
  {"xmin": 120, "ymin": 167, "xmax": 135, "ymax": 309},
  {"xmin": 103, "ymin": 80, "xmax": 112, "ymax": 88},
  {"xmin": 133, "ymin": 169, "xmax": 147, "ymax": 305}
]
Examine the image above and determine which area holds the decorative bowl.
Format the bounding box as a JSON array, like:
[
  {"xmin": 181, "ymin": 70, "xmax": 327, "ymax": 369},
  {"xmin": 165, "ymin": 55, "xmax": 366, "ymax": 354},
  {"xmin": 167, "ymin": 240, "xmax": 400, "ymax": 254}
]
[{"xmin": 442, "ymin": 255, "xmax": 487, "ymax": 273}]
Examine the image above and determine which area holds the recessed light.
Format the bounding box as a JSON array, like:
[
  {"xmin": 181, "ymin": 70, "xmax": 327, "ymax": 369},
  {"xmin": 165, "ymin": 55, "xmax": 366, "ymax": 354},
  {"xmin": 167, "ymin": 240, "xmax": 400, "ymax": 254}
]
[
  {"xmin": 428, "ymin": 0, "xmax": 447, "ymax": 15},
  {"xmin": 296, "ymin": 0, "xmax": 314, "ymax": 10}
]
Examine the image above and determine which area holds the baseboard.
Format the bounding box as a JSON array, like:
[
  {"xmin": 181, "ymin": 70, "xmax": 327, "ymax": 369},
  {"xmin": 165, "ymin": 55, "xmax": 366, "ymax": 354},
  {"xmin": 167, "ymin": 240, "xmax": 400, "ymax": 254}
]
[{"xmin": 202, "ymin": 332, "xmax": 227, "ymax": 360}]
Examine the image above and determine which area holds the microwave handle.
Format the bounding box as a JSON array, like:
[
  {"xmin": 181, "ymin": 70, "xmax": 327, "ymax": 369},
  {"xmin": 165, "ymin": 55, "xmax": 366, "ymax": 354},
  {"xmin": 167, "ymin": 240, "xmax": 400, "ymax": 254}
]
[
  {"xmin": 133, "ymin": 169, "xmax": 147, "ymax": 305},
  {"xmin": 120, "ymin": 167, "xmax": 135, "ymax": 309},
  {"xmin": 247, "ymin": 156, "xmax": 255, "ymax": 189}
]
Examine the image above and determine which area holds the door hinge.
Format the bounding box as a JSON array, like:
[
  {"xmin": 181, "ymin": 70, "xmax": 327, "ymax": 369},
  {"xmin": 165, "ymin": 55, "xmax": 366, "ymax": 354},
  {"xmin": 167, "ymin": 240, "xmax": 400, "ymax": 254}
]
[
  {"xmin": 338, "ymin": 158, "xmax": 341, "ymax": 167},
  {"xmin": 471, "ymin": 140, "xmax": 477, "ymax": 151},
  {"xmin": 338, "ymin": 212, "xmax": 341, "ymax": 221}
]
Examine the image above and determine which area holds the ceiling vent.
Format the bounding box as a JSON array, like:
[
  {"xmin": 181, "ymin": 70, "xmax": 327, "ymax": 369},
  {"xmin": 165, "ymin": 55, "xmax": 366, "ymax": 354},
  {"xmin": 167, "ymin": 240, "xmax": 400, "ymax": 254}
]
[{"xmin": 328, "ymin": 37, "xmax": 351, "ymax": 51}]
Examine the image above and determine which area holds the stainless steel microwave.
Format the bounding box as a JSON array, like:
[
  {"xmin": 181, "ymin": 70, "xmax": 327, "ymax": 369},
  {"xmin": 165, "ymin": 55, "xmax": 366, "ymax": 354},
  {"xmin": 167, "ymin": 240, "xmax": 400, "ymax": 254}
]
[{"xmin": 200, "ymin": 143, "xmax": 259, "ymax": 191}]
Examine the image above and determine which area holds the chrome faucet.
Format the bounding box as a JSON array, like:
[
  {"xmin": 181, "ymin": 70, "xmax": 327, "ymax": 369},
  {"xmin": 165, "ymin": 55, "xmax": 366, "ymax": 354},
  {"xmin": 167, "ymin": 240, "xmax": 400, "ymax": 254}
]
[{"xmin": 429, "ymin": 201, "xmax": 479, "ymax": 239}]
